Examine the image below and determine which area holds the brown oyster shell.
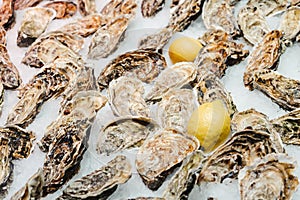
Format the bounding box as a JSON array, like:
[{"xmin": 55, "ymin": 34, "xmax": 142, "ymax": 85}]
[
  {"xmin": 136, "ymin": 128, "xmax": 199, "ymax": 190},
  {"xmin": 0, "ymin": 136, "xmax": 12, "ymax": 199},
  {"xmin": 141, "ymin": 0, "xmax": 165, "ymax": 17},
  {"xmin": 247, "ymin": 0, "xmax": 288, "ymax": 16},
  {"xmin": 0, "ymin": 0, "xmax": 15, "ymax": 30},
  {"xmin": 238, "ymin": 153, "xmax": 299, "ymax": 200},
  {"xmin": 78, "ymin": 0, "xmax": 97, "ymax": 16},
  {"xmin": 44, "ymin": 1, "xmax": 77, "ymax": 19},
  {"xmin": 101, "ymin": 0, "xmax": 137, "ymax": 17},
  {"xmin": 279, "ymin": 6, "xmax": 300, "ymax": 43},
  {"xmin": 0, "ymin": 26, "xmax": 6, "ymax": 45},
  {"xmin": 14, "ymin": 0, "xmax": 42, "ymax": 10}
]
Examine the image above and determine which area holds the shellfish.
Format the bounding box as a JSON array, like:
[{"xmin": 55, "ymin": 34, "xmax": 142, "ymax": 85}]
[
  {"xmin": 14, "ymin": 0, "xmax": 42, "ymax": 10},
  {"xmin": 279, "ymin": 6, "xmax": 300, "ymax": 43},
  {"xmin": 247, "ymin": 0, "xmax": 288, "ymax": 16},
  {"xmin": 0, "ymin": 0, "xmax": 15, "ymax": 30},
  {"xmin": 0, "ymin": 26, "xmax": 6, "ymax": 45},
  {"xmin": 141, "ymin": 0, "xmax": 165, "ymax": 17},
  {"xmin": 44, "ymin": 1, "xmax": 77, "ymax": 19},
  {"xmin": 78, "ymin": 0, "xmax": 96, "ymax": 16},
  {"xmin": 0, "ymin": 136, "xmax": 12, "ymax": 199}
]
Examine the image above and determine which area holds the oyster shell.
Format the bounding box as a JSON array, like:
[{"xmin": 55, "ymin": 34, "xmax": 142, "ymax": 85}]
[
  {"xmin": 136, "ymin": 128, "xmax": 199, "ymax": 190},
  {"xmin": 163, "ymin": 151, "xmax": 205, "ymax": 200},
  {"xmin": 101, "ymin": 0, "xmax": 137, "ymax": 17},
  {"xmin": 0, "ymin": 26, "xmax": 6, "ymax": 45},
  {"xmin": 145, "ymin": 62, "xmax": 196, "ymax": 102},
  {"xmin": 279, "ymin": 6, "xmax": 300, "ymax": 43},
  {"xmin": 97, "ymin": 49, "xmax": 167, "ymax": 90},
  {"xmin": 42, "ymin": 91, "xmax": 107, "ymax": 196},
  {"xmin": 17, "ymin": 7, "xmax": 55, "ymax": 47},
  {"xmin": 238, "ymin": 153, "xmax": 298, "ymax": 200},
  {"xmin": 11, "ymin": 169, "xmax": 43, "ymax": 200},
  {"xmin": 197, "ymin": 130, "xmax": 281, "ymax": 183},
  {"xmin": 44, "ymin": 1, "xmax": 77, "ymax": 19},
  {"xmin": 0, "ymin": 0, "xmax": 15, "ymax": 30},
  {"xmin": 141, "ymin": 0, "xmax": 165, "ymax": 17},
  {"xmin": 271, "ymin": 108, "xmax": 300, "ymax": 145},
  {"xmin": 78, "ymin": 0, "xmax": 96, "ymax": 16},
  {"xmin": 57, "ymin": 155, "xmax": 131, "ymax": 200},
  {"xmin": 156, "ymin": 88, "xmax": 197, "ymax": 132},
  {"xmin": 108, "ymin": 76, "xmax": 150, "ymax": 117},
  {"xmin": 97, "ymin": 116, "xmax": 159, "ymax": 155},
  {"xmin": 238, "ymin": 5, "xmax": 270, "ymax": 45},
  {"xmin": 0, "ymin": 136, "xmax": 12, "ymax": 199},
  {"xmin": 202, "ymin": 0, "xmax": 240, "ymax": 37},
  {"xmin": 247, "ymin": 0, "xmax": 288, "ymax": 16},
  {"xmin": 243, "ymin": 30, "xmax": 283, "ymax": 90},
  {"xmin": 193, "ymin": 70, "xmax": 237, "ymax": 117},
  {"xmin": 0, "ymin": 44, "xmax": 22, "ymax": 89},
  {"xmin": 14, "ymin": 0, "xmax": 42, "ymax": 10}
]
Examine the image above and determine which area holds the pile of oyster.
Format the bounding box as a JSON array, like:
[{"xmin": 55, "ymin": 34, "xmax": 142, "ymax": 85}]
[{"xmin": 0, "ymin": 0, "xmax": 299, "ymax": 199}]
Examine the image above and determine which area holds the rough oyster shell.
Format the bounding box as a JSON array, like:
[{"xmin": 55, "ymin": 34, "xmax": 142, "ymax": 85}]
[
  {"xmin": 163, "ymin": 151, "xmax": 205, "ymax": 200},
  {"xmin": 243, "ymin": 30, "xmax": 283, "ymax": 90},
  {"xmin": 271, "ymin": 108, "xmax": 300, "ymax": 145},
  {"xmin": 247, "ymin": 0, "xmax": 288, "ymax": 16},
  {"xmin": 14, "ymin": 0, "xmax": 42, "ymax": 10},
  {"xmin": 17, "ymin": 7, "xmax": 55, "ymax": 47},
  {"xmin": 0, "ymin": 26, "xmax": 6, "ymax": 45},
  {"xmin": 101, "ymin": 0, "xmax": 137, "ymax": 17},
  {"xmin": 238, "ymin": 5, "xmax": 270, "ymax": 45},
  {"xmin": 0, "ymin": 0, "xmax": 15, "ymax": 30},
  {"xmin": 97, "ymin": 116, "xmax": 159, "ymax": 155},
  {"xmin": 141, "ymin": 0, "xmax": 165, "ymax": 17},
  {"xmin": 279, "ymin": 6, "xmax": 300, "ymax": 43},
  {"xmin": 156, "ymin": 88, "xmax": 197, "ymax": 132},
  {"xmin": 238, "ymin": 153, "xmax": 299, "ymax": 200},
  {"xmin": 145, "ymin": 62, "xmax": 196, "ymax": 102},
  {"xmin": 97, "ymin": 49, "xmax": 167, "ymax": 91},
  {"xmin": 0, "ymin": 44, "xmax": 22, "ymax": 89},
  {"xmin": 11, "ymin": 169, "xmax": 43, "ymax": 200},
  {"xmin": 108, "ymin": 76, "xmax": 150, "ymax": 117},
  {"xmin": 0, "ymin": 136, "xmax": 12, "ymax": 199},
  {"xmin": 57, "ymin": 155, "xmax": 131, "ymax": 200},
  {"xmin": 44, "ymin": 1, "xmax": 77, "ymax": 19},
  {"xmin": 136, "ymin": 128, "xmax": 199, "ymax": 190},
  {"xmin": 78, "ymin": 0, "xmax": 96, "ymax": 16}
]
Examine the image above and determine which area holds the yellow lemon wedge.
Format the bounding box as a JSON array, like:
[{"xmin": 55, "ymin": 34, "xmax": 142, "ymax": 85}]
[{"xmin": 187, "ymin": 100, "xmax": 231, "ymax": 153}]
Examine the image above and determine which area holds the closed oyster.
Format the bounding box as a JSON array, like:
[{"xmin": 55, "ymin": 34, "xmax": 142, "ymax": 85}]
[
  {"xmin": 243, "ymin": 30, "xmax": 283, "ymax": 90},
  {"xmin": 17, "ymin": 8, "xmax": 55, "ymax": 47},
  {"xmin": 78, "ymin": 0, "xmax": 96, "ymax": 16},
  {"xmin": 97, "ymin": 116, "xmax": 158, "ymax": 155},
  {"xmin": 11, "ymin": 169, "xmax": 43, "ymax": 200},
  {"xmin": 108, "ymin": 76, "xmax": 150, "ymax": 117},
  {"xmin": 202, "ymin": 0, "xmax": 240, "ymax": 37},
  {"xmin": 136, "ymin": 128, "xmax": 199, "ymax": 190},
  {"xmin": 156, "ymin": 88, "xmax": 197, "ymax": 132},
  {"xmin": 0, "ymin": 44, "xmax": 22, "ymax": 89},
  {"xmin": 14, "ymin": 0, "xmax": 42, "ymax": 10},
  {"xmin": 141, "ymin": 0, "xmax": 165, "ymax": 17},
  {"xmin": 197, "ymin": 130, "xmax": 281, "ymax": 183},
  {"xmin": 279, "ymin": 6, "xmax": 300, "ymax": 43},
  {"xmin": 101, "ymin": 0, "xmax": 137, "ymax": 17},
  {"xmin": 238, "ymin": 153, "xmax": 298, "ymax": 200},
  {"xmin": 0, "ymin": 0, "xmax": 15, "ymax": 30},
  {"xmin": 0, "ymin": 26, "xmax": 6, "ymax": 45},
  {"xmin": 145, "ymin": 62, "xmax": 196, "ymax": 102},
  {"xmin": 42, "ymin": 91, "xmax": 107, "ymax": 196},
  {"xmin": 238, "ymin": 6, "xmax": 270, "ymax": 45},
  {"xmin": 271, "ymin": 108, "xmax": 300, "ymax": 145},
  {"xmin": 57, "ymin": 155, "xmax": 131, "ymax": 200},
  {"xmin": 97, "ymin": 49, "xmax": 167, "ymax": 90},
  {"xmin": 163, "ymin": 151, "xmax": 205, "ymax": 200},
  {"xmin": 0, "ymin": 136, "xmax": 12, "ymax": 198},
  {"xmin": 247, "ymin": 0, "xmax": 288, "ymax": 16},
  {"xmin": 44, "ymin": 1, "xmax": 77, "ymax": 19},
  {"xmin": 193, "ymin": 70, "xmax": 237, "ymax": 117}
]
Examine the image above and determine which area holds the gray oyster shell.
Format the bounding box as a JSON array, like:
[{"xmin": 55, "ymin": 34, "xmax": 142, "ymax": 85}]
[
  {"xmin": 136, "ymin": 128, "xmax": 199, "ymax": 190},
  {"xmin": 141, "ymin": 0, "xmax": 165, "ymax": 17},
  {"xmin": 145, "ymin": 62, "xmax": 196, "ymax": 102},
  {"xmin": 17, "ymin": 7, "xmax": 55, "ymax": 47},
  {"xmin": 44, "ymin": 1, "xmax": 77, "ymax": 19},
  {"xmin": 58, "ymin": 155, "xmax": 131, "ymax": 200},
  {"xmin": 279, "ymin": 6, "xmax": 300, "ymax": 43},
  {"xmin": 156, "ymin": 88, "xmax": 198, "ymax": 132},
  {"xmin": 97, "ymin": 49, "xmax": 167, "ymax": 91},
  {"xmin": 78, "ymin": 0, "xmax": 96, "ymax": 16},
  {"xmin": 0, "ymin": 136, "xmax": 12, "ymax": 199},
  {"xmin": 238, "ymin": 153, "xmax": 299, "ymax": 200},
  {"xmin": 97, "ymin": 116, "xmax": 159, "ymax": 155},
  {"xmin": 247, "ymin": 0, "xmax": 288, "ymax": 16},
  {"xmin": 0, "ymin": 0, "xmax": 15, "ymax": 30},
  {"xmin": 108, "ymin": 76, "xmax": 150, "ymax": 117}
]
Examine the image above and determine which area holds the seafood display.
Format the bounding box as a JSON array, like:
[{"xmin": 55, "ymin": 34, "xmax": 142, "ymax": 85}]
[
  {"xmin": 44, "ymin": 1, "xmax": 77, "ymax": 19},
  {"xmin": 279, "ymin": 6, "xmax": 300, "ymax": 43},
  {"xmin": 0, "ymin": 0, "xmax": 15, "ymax": 30},
  {"xmin": 78, "ymin": 0, "xmax": 96, "ymax": 16},
  {"xmin": 141, "ymin": 0, "xmax": 165, "ymax": 17}
]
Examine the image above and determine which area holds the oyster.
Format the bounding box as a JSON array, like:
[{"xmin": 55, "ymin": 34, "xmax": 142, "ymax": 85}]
[
  {"xmin": 108, "ymin": 76, "xmax": 150, "ymax": 117},
  {"xmin": 42, "ymin": 91, "xmax": 107, "ymax": 196},
  {"xmin": 44, "ymin": 1, "xmax": 77, "ymax": 19},
  {"xmin": 97, "ymin": 116, "xmax": 159, "ymax": 155},
  {"xmin": 145, "ymin": 62, "xmax": 196, "ymax": 102},
  {"xmin": 156, "ymin": 88, "xmax": 197, "ymax": 132},
  {"xmin": 0, "ymin": 26, "xmax": 6, "ymax": 45},
  {"xmin": 57, "ymin": 155, "xmax": 131, "ymax": 200},
  {"xmin": 163, "ymin": 151, "xmax": 205, "ymax": 200},
  {"xmin": 271, "ymin": 108, "xmax": 300, "ymax": 145},
  {"xmin": 197, "ymin": 130, "xmax": 281, "ymax": 183},
  {"xmin": 238, "ymin": 153, "xmax": 298, "ymax": 200},
  {"xmin": 101, "ymin": 0, "xmax": 137, "ymax": 17},
  {"xmin": 0, "ymin": 0, "xmax": 15, "ymax": 30},
  {"xmin": 202, "ymin": 0, "xmax": 240, "ymax": 37},
  {"xmin": 238, "ymin": 6, "xmax": 270, "ymax": 45},
  {"xmin": 78, "ymin": 0, "xmax": 96, "ymax": 16},
  {"xmin": 0, "ymin": 44, "xmax": 22, "ymax": 89},
  {"xmin": 14, "ymin": 0, "xmax": 42, "ymax": 10},
  {"xmin": 247, "ymin": 0, "xmax": 288, "ymax": 16},
  {"xmin": 136, "ymin": 128, "xmax": 199, "ymax": 190},
  {"xmin": 193, "ymin": 70, "xmax": 237, "ymax": 117},
  {"xmin": 279, "ymin": 6, "xmax": 300, "ymax": 43},
  {"xmin": 11, "ymin": 169, "xmax": 43, "ymax": 200},
  {"xmin": 141, "ymin": 0, "xmax": 165, "ymax": 17},
  {"xmin": 17, "ymin": 7, "xmax": 55, "ymax": 47},
  {"xmin": 97, "ymin": 49, "xmax": 167, "ymax": 90},
  {"xmin": 243, "ymin": 30, "xmax": 283, "ymax": 90},
  {"xmin": 0, "ymin": 136, "xmax": 12, "ymax": 198}
]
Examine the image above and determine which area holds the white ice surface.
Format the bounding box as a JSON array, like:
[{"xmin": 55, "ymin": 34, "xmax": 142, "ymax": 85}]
[{"xmin": 1, "ymin": 0, "xmax": 300, "ymax": 199}]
